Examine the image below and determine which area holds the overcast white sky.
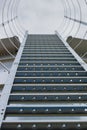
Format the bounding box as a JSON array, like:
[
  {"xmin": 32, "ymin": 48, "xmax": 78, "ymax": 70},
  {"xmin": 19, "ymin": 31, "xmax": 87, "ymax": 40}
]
[{"xmin": 18, "ymin": 0, "xmax": 64, "ymax": 34}]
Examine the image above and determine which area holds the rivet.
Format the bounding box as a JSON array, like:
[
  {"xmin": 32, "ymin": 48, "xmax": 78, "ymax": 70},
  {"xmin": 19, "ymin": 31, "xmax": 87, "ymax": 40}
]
[
  {"xmin": 32, "ymin": 97, "xmax": 36, "ymax": 100},
  {"xmin": 67, "ymin": 96, "xmax": 70, "ymax": 100},
  {"xmin": 67, "ymin": 73, "xmax": 69, "ymax": 76},
  {"xmin": 33, "ymin": 80, "xmax": 36, "ymax": 82},
  {"xmin": 76, "ymin": 73, "xmax": 78, "ymax": 76},
  {"xmin": 59, "ymin": 109, "xmax": 61, "ymax": 112},
  {"xmin": 21, "ymin": 97, "xmax": 25, "ymax": 100},
  {"xmin": 24, "ymin": 80, "xmax": 26, "ymax": 82},
  {"xmin": 44, "ymin": 96, "xmax": 47, "ymax": 100},
  {"xmin": 32, "ymin": 124, "xmax": 36, "ymax": 128},
  {"xmin": 72, "ymin": 109, "xmax": 74, "ymax": 112},
  {"xmin": 32, "ymin": 109, "xmax": 36, "ymax": 112},
  {"xmin": 79, "ymin": 96, "xmax": 81, "ymax": 99},
  {"xmin": 20, "ymin": 109, "xmax": 23, "ymax": 112},
  {"xmin": 62, "ymin": 124, "xmax": 66, "ymax": 128},
  {"xmin": 61, "ymin": 80, "xmax": 63, "ymax": 82},
  {"xmin": 45, "ymin": 109, "xmax": 48, "ymax": 112},
  {"xmin": 70, "ymin": 79, "xmax": 73, "ymax": 82},
  {"xmin": 43, "ymin": 87, "xmax": 46, "ymax": 90},
  {"xmin": 64, "ymin": 87, "xmax": 66, "ymax": 90},
  {"xmin": 48, "ymin": 124, "xmax": 51, "ymax": 128},
  {"xmin": 56, "ymin": 96, "xmax": 58, "ymax": 100},
  {"xmin": 53, "ymin": 87, "xmax": 56, "ymax": 90},
  {"xmin": 17, "ymin": 124, "xmax": 22, "ymax": 128},
  {"xmin": 1, "ymin": 113, "xmax": 3, "ymax": 115},
  {"xmin": 77, "ymin": 124, "xmax": 81, "ymax": 127},
  {"xmin": 23, "ymin": 87, "xmax": 26, "ymax": 90},
  {"xmin": 33, "ymin": 87, "xmax": 36, "ymax": 90}
]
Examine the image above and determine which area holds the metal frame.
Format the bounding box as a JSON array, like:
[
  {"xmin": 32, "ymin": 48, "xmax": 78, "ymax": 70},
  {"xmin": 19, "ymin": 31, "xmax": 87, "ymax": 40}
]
[
  {"xmin": 65, "ymin": 16, "xmax": 87, "ymax": 26},
  {"xmin": 0, "ymin": 32, "xmax": 87, "ymax": 129},
  {"xmin": 0, "ymin": 31, "xmax": 28, "ymax": 127},
  {"xmin": 55, "ymin": 31, "xmax": 87, "ymax": 71}
]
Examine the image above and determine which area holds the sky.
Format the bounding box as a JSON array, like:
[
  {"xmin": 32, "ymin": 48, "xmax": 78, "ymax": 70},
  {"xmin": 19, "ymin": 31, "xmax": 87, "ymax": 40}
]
[
  {"xmin": 17, "ymin": 0, "xmax": 87, "ymax": 39},
  {"xmin": 18, "ymin": 0, "xmax": 64, "ymax": 34}
]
